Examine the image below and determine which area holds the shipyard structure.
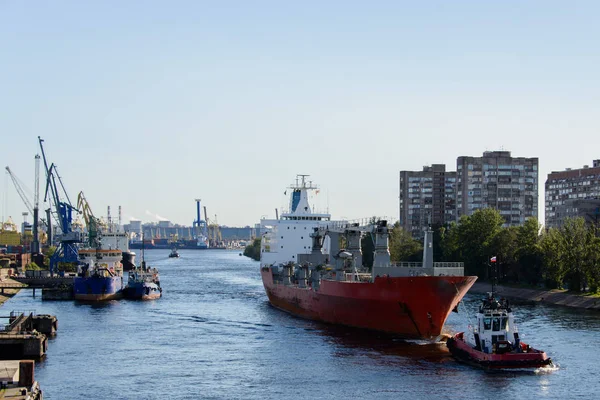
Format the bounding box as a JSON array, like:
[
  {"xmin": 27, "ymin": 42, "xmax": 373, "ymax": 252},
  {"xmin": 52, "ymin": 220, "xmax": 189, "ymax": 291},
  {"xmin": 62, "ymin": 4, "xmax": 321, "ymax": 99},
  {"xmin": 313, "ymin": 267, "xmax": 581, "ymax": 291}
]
[{"xmin": 400, "ymin": 151, "xmax": 539, "ymax": 238}]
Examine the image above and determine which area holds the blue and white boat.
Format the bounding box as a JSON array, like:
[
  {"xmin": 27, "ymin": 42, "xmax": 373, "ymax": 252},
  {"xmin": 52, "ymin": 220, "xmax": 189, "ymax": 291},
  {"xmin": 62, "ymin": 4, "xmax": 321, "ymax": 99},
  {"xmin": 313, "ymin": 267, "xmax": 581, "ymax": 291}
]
[
  {"xmin": 74, "ymin": 248, "xmax": 124, "ymax": 301},
  {"xmin": 123, "ymin": 261, "xmax": 162, "ymax": 300}
]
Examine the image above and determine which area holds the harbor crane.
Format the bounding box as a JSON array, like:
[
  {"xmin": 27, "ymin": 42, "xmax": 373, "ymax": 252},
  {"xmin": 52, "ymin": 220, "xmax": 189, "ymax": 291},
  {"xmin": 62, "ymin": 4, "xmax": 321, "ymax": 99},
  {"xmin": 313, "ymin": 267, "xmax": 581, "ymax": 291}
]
[
  {"xmin": 204, "ymin": 206, "xmax": 222, "ymax": 246},
  {"xmin": 5, "ymin": 158, "xmax": 45, "ymax": 253},
  {"xmin": 193, "ymin": 199, "xmax": 208, "ymax": 239},
  {"xmin": 38, "ymin": 136, "xmax": 81, "ymax": 274},
  {"xmin": 5, "ymin": 166, "xmax": 34, "ymax": 215},
  {"xmin": 77, "ymin": 191, "xmax": 103, "ymax": 249}
]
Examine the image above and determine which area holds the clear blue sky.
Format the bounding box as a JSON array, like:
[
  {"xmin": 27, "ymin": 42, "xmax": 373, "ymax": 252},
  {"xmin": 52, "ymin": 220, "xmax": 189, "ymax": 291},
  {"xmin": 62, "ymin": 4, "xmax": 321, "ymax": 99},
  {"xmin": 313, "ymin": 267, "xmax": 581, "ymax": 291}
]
[{"xmin": 2, "ymin": 1, "xmax": 599, "ymax": 227}]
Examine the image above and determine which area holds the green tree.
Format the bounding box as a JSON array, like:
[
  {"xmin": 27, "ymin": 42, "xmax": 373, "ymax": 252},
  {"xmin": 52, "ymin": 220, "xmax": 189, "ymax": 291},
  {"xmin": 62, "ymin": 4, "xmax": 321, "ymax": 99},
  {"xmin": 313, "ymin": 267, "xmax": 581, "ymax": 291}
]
[
  {"xmin": 388, "ymin": 223, "xmax": 422, "ymax": 262},
  {"xmin": 561, "ymin": 218, "xmax": 589, "ymax": 291},
  {"xmin": 431, "ymin": 223, "xmax": 445, "ymax": 262},
  {"xmin": 44, "ymin": 246, "xmax": 57, "ymax": 268},
  {"xmin": 243, "ymin": 238, "xmax": 261, "ymax": 261},
  {"xmin": 539, "ymin": 226, "xmax": 565, "ymax": 288},
  {"xmin": 456, "ymin": 208, "xmax": 505, "ymax": 278},
  {"xmin": 490, "ymin": 226, "xmax": 517, "ymax": 282},
  {"xmin": 514, "ymin": 218, "xmax": 543, "ymax": 285},
  {"xmin": 582, "ymin": 224, "xmax": 600, "ymax": 293},
  {"xmin": 560, "ymin": 217, "xmax": 600, "ymax": 292},
  {"xmin": 360, "ymin": 216, "xmax": 380, "ymax": 269},
  {"xmin": 25, "ymin": 262, "xmax": 42, "ymax": 270},
  {"xmin": 361, "ymin": 232, "xmax": 374, "ymax": 269},
  {"xmin": 440, "ymin": 222, "xmax": 461, "ymax": 261}
]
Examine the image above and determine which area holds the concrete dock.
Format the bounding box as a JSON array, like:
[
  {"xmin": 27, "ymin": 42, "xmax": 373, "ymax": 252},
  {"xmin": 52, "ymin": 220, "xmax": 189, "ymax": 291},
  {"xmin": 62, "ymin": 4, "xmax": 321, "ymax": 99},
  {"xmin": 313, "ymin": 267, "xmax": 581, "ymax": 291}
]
[
  {"xmin": 0, "ymin": 360, "xmax": 43, "ymax": 399},
  {"xmin": 0, "ymin": 312, "xmax": 54, "ymax": 360}
]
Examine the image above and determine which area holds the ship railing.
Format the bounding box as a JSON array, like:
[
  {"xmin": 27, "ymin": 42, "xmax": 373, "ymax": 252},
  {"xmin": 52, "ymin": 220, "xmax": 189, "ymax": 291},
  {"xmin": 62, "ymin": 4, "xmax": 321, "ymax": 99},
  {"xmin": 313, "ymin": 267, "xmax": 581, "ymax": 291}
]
[
  {"xmin": 9, "ymin": 310, "xmax": 35, "ymax": 318},
  {"xmin": 433, "ymin": 262, "xmax": 464, "ymax": 268},
  {"xmin": 389, "ymin": 262, "xmax": 423, "ymax": 268},
  {"xmin": 325, "ymin": 216, "xmax": 398, "ymax": 230},
  {"xmin": 388, "ymin": 261, "xmax": 464, "ymax": 268}
]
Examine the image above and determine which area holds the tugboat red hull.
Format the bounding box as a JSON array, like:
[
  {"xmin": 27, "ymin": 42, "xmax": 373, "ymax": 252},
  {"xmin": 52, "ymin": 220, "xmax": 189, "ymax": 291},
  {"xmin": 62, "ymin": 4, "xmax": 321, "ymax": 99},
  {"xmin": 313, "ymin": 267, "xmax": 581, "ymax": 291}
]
[
  {"xmin": 261, "ymin": 268, "xmax": 477, "ymax": 339},
  {"xmin": 447, "ymin": 332, "xmax": 553, "ymax": 369}
]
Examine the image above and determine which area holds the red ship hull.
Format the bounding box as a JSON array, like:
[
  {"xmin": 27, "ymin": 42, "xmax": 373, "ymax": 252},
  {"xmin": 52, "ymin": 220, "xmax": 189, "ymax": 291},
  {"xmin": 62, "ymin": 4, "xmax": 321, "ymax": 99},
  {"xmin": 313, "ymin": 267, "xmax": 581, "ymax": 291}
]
[
  {"xmin": 447, "ymin": 332, "xmax": 552, "ymax": 369},
  {"xmin": 261, "ymin": 268, "xmax": 477, "ymax": 339}
]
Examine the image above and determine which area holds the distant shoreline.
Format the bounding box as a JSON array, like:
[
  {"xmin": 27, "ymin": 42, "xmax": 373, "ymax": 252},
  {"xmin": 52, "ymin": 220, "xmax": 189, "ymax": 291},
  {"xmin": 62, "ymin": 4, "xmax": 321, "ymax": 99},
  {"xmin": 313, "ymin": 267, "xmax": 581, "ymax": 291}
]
[{"xmin": 469, "ymin": 282, "xmax": 600, "ymax": 311}]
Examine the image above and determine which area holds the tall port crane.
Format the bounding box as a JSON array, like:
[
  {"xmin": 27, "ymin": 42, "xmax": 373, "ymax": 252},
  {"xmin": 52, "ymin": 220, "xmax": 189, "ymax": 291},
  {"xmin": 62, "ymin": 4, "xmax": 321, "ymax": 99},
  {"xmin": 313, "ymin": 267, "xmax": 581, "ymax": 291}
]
[
  {"xmin": 193, "ymin": 199, "xmax": 208, "ymax": 238},
  {"xmin": 5, "ymin": 166, "xmax": 34, "ymax": 216},
  {"xmin": 204, "ymin": 206, "xmax": 222, "ymax": 246},
  {"xmin": 39, "ymin": 136, "xmax": 80, "ymax": 274},
  {"xmin": 5, "ymin": 160, "xmax": 45, "ymax": 253},
  {"xmin": 32, "ymin": 154, "xmax": 41, "ymax": 254},
  {"xmin": 77, "ymin": 191, "xmax": 103, "ymax": 249}
]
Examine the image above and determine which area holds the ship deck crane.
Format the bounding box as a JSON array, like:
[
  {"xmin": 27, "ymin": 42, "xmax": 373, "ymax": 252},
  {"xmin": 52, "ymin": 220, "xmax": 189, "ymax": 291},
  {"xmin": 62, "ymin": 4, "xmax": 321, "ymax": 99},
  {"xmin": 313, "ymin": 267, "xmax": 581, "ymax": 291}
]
[{"xmin": 39, "ymin": 136, "xmax": 81, "ymax": 274}]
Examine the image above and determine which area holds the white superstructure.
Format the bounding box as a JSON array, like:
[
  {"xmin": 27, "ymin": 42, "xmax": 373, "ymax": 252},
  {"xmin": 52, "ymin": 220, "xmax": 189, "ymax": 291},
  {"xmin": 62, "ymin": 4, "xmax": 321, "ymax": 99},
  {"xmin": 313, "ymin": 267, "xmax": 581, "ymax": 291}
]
[
  {"xmin": 78, "ymin": 248, "xmax": 123, "ymax": 277},
  {"xmin": 260, "ymin": 175, "xmax": 334, "ymax": 268}
]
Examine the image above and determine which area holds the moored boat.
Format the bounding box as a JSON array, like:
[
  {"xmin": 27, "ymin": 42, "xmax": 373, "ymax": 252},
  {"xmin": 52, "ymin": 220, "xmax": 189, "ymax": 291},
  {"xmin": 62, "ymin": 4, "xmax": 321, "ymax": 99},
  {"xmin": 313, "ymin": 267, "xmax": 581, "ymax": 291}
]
[
  {"xmin": 259, "ymin": 175, "xmax": 477, "ymax": 340},
  {"xmin": 446, "ymin": 292, "xmax": 553, "ymax": 369},
  {"xmin": 123, "ymin": 261, "xmax": 162, "ymax": 300},
  {"xmin": 74, "ymin": 248, "xmax": 124, "ymax": 301}
]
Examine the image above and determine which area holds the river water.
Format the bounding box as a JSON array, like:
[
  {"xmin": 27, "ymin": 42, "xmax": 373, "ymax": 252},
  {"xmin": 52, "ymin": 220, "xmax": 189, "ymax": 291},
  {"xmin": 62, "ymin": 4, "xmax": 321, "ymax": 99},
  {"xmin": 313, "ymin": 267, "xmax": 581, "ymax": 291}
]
[{"xmin": 3, "ymin": 250, "xmax": 600, "ymax": 399}]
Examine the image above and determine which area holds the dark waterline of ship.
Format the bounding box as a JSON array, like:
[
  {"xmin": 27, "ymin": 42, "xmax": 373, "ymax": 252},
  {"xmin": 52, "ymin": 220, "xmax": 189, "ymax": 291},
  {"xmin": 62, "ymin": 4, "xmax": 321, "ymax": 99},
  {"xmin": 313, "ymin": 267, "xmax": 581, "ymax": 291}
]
[{"xmin": 4, "ymin": 250, "xmax": 600, "ymax": 399}]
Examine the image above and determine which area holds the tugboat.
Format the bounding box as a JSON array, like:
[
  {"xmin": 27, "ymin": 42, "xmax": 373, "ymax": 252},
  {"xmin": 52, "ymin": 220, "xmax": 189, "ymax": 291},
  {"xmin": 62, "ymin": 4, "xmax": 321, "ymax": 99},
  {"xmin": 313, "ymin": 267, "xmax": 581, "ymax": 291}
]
[
  {"xmin": 446, "ymin": 292, "xmax": 553, "ymax": 370},
  {"xmin": 122, "ymin": 261, "xmax": 162, "ymax": 300},
  {"xmin": 168, "ymin": 248, "xmax": 179, "ymax": 258}
]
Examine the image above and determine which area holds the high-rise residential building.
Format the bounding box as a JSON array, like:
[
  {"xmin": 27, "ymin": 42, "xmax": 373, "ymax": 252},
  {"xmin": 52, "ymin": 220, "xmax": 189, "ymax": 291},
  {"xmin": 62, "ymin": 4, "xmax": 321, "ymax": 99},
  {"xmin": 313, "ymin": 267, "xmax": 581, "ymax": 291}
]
[
  {"xmin": 399, "ymin": 164, "xmax": 456, "ymax": 238},
  {"xmin": 545, "ymin": 160, "xmax": 600, "ymax": 228},
  {"xmin": 456, "ymin": 151, "xmax": 538, "ymax": 226}
]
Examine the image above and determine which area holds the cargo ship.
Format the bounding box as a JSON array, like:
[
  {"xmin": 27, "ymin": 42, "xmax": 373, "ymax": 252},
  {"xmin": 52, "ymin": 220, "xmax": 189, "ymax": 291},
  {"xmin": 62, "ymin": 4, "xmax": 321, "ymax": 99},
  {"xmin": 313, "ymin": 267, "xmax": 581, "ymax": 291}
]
[
  {"xmin": 259, "ymin": 175, "xmax": 477, "ymax": 340},
  {"xmin": 74, "ymin": 248, "xmax": 124, "ymax": 301}
]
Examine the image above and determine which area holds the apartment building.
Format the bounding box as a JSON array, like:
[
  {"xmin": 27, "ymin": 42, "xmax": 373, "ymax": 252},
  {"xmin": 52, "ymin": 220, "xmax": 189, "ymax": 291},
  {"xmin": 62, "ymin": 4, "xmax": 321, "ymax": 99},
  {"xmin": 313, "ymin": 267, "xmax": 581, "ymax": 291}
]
[
  {"xmin": 545, "ymin": 160, "xmax": 600, "ymax": 228},
  {"xmin": 399, "ymin": 164, "xmax": 456, "ymax": 238},
  {"xmin": 457, "ymin": 151, "xmax": 538, "ymax": 227}
]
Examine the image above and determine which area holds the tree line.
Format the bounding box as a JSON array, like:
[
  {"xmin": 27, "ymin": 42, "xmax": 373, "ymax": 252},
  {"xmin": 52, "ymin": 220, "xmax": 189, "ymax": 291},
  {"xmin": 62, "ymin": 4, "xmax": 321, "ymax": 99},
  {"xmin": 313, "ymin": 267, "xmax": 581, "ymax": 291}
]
[{"xmin": 388, "ymin": 208, "xmax": 600, "ymax": 293}]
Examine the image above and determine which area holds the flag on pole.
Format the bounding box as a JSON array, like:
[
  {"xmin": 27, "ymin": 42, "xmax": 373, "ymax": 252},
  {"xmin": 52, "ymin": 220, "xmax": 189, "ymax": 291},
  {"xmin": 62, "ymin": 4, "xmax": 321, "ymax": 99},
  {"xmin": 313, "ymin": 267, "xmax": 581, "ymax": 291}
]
[{"xmin": 490, "ymin": 256, "xmax": 497, "ymax": 263}]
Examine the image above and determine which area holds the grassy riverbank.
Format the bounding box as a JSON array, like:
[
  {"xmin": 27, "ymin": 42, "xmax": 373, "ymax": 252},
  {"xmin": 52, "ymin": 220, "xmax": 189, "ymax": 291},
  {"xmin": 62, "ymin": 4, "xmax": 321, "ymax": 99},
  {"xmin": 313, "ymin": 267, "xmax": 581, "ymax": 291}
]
[{"xmin": 470, "ymin": 281, "xmax": 600, "ymax": 310}]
